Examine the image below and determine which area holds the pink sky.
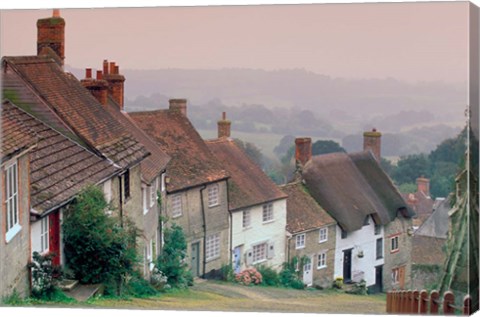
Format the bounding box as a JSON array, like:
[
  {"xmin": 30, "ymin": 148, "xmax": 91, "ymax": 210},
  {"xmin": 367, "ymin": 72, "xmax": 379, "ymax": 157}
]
[{"xmin": 0, "ymin": 2, "xmax": 469, "ymax": 83}]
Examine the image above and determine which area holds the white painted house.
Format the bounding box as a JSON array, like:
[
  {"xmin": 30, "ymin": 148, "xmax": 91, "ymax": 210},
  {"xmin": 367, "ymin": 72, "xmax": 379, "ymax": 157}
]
[{"xmin": 206, "ymin": 113, "xmax": 288, "ymax": 272}]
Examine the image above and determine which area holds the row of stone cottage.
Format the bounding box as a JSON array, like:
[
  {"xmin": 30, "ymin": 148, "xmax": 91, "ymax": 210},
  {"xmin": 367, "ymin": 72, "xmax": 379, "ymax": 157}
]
[{"xmin": 0, "ymin": 10, "xmax": 414, "ymax": 298}]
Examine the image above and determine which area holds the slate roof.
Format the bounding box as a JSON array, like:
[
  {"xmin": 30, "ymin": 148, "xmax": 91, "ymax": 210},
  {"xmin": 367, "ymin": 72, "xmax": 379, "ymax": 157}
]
[
  {"xmin": 3, "ymin": 101, "xmax": 119, "ymax": 215},
  {"xmin": 103, "ymin": 98, "xmax": 170, "ymax": 184},
  {"xmin": 302, "ymin": 151, "xmax": 413, "ymax": 232},
  {"xmin": 129, "ymin": 109, "xmax": 228, "ymax": 192},
  {"xmin": 415, "ymin": 196, "xmax": 451, "ymax": 239},
  {"xmin": 206, "ymin": 138, "xmax": 286, "ymax": 210},
  {"xmin": 1, "ymin": 101, "xmax": 37, "ymax": 161},
  {"xmin": 2, "ymin": 56, "xmax": 148, "ymax": 168},
  {"xmin": 280, "ymin": 181, "xmax": 335, "ymax": 234}
]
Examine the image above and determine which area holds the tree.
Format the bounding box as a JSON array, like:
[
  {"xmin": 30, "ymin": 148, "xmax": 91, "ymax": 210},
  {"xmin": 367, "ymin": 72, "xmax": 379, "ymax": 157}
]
[
  {"xmin": 311, "ymin": 140, "xmax": 345, "ymax": 155},
  {"xmin": 62, "ymin": 185, "xmax": 138, "ymax": 295},
  {"xmin": 156, "ymin": 223, "xmax": 192, "ymax": 288},
  {"xmin": 233, "ymin": 138, "xmax": 264, "ymax": 168},
  {"xmin": 273, "ymin": 135, "xmax": 295, "ymax": 158},
  {"xmin": 392, "ymin": 154, "xmax": 430, "ymax": 185}
]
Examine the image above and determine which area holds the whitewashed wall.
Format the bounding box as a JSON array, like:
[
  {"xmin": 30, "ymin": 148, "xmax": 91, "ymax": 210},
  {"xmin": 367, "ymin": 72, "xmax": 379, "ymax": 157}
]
[
  {"xmin": 231, "ymin": 199, "xmax": 287, "ymax": 271},
  {"xmin": 334, "ymin": 217, "xmax": 384, "ymax": 286},
  {"xmin": 30, "ymin": 220, "xmax": 44, "ymax": 255}
]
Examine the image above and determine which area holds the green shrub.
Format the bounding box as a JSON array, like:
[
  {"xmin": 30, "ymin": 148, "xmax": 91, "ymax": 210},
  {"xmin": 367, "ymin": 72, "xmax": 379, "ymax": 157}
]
[
  {"xmin": 219, "ymin": 264, "xmax": 235, "ymax": 282},
  {"xmin": 346, "ymin": 279, "xmax": 368, "ymax": 295},
  {"xmin": 126, "ymin": 272, "xmax": 158, "ymax": 297},
  {"xmin": 279, "ymin": 257, "xmax": 305, "ymax": 289},
  {"xmin": 62, "ymin": 185, "xmax": 138, "ymax": 296},
  {"xmin": 256, "ymin": 265, "xmax": 280, "ymax": 286},
  {"xmin": 28, "ymin": 251, "xmax": 63, "ymax": 299},
  {"xmin": 156, "ymin": 223, "xmax": 191, "ymax": 288},
  {"xmin": 2, "ymin": 290, "xmax": 24, "ymax": 306}
]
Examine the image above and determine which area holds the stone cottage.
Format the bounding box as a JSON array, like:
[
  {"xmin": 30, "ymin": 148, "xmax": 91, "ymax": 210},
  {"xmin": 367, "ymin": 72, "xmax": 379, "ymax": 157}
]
[
  {"xmin": 130, "ymin": 101, "xmax": 230, "ymax": 278},
  {"xmin": 206, "ymin": 113, "xmax": 288, "ymax": 273}
]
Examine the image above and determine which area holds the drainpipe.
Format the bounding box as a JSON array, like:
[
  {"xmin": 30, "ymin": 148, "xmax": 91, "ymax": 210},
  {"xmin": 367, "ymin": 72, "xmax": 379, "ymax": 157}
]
[
  {"xmin": 199, "ymin": 185, "xmax": 207, "ymax": 278},
  {"xmin": 118, "ymin": 175, "xmax": 123, "ymax": 227},
  {"xmin": 226, "ymin": 180, "xmax": 233, "ymax": 267}
]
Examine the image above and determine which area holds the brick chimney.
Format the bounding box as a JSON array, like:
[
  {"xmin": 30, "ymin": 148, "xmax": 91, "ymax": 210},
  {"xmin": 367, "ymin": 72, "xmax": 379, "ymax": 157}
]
[
  {"xmin": 295, "ymin": 137, "xmax": 312, "ymax": 166},
  {"xmin": 217, "ymin": 112, "xmax": 231, "ymax": 138},
  {"xmin": 363, "ymin": 128, "xmax": 382, "ymax": 162},
  {"xmin": 81, "ymin": 69, "xmax": 109, "ymax": 105},
  {"xmin": 102, "ymin": 59, "xmax": 126, "ymax": 109},
  {"xmin": 37, "ymin": 9, "xmax": 65, "ymax": 66},
  {"xmin": 169, "ymin": 99, "xmax": 187, "ymax": 116},
  {"xmin": 416, "ymin": 176, "xmax": 430, "ymax": 197}
]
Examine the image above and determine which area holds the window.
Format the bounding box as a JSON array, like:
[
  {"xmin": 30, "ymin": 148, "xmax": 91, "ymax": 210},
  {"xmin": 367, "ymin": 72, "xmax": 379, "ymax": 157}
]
[
  {"xmin": 123, "ymin": 169, "xmax": 130, "ymax": 200},
  {"xmin": 376, "ymin": 238, "xmax": 383, "ymax": 259},
  {"xmin": 150, "ymin": 182, "xmax": 156, "ymax": 208},
  {"xmin": 40, "ymin": 217, "xmax": 49, "ymax": 253},
  {"xmin": 142, "ymin": 187, "xmax": 148, "ymax": 214},
  {"xmin": 208, "ymin": 184, "xmax": 219, "ymax": 207},
  {"xmin": 171, "ymin": 194, "xmax": 182, "ymax": 218},
  {"xmin": 147, "ymin": 239, "xmax": 154, "ymax": 271},
  {"xmin": 5, "ymin": 161, "xmax": 20, "ymax": 242},
  {"xmin": 363, "ymin": 216, "xmax": 370, "ymax": 226},
  {"xmin": 295, "ymin": 234, "xmax": 306, "ymax": 249},
  {"xmin": 253, "ymin": 243, "xmax": 267, "ymax": 263},
  {"xmin": 317, "ymin": 251, "xmax": 327, "ymax": 269},
  {"xmin": 391, "ymin": 236, "xmax": 399, "ymax": 253},
  {"xmin": 262, "ymin": 203, "xmax": 274, "ymax": 223},
  {"xmin": 392, "ymin": 268, "xmax": 400, "ymax": 284},
  {"xmin": 319, "ymin": 228, "xmax": 328, "ymax": 243},
  {"xmin": 206, "ymin": 233, "xmax": 220, "ymax": 261},
  {"xmin": 374, "ymin": 224, "xmax": 381, "ymax": 235},
  {"xmin": 242, "ymin": 210, "xmax": 251, "ymax": 228},
  {"xmin": 341, "ymin": 228, "xmax": 347, "ymax": 239}
]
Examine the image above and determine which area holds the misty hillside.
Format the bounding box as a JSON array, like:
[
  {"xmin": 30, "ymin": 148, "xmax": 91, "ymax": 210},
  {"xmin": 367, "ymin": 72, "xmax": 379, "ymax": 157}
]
[{"xmin": 67, "ymin": 66, "xmax": 466, "ymax": 157}]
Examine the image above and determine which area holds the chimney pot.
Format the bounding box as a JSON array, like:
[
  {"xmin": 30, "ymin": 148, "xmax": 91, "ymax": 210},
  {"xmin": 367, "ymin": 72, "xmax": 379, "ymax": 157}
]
[
  {"xmin": 109, "ymin": 62, "xmax": 116, "ymax": 75},
  {"xmin": 217, "ymin": 112, "xmax": 231, "ymax": 138},
  {"xmin": 96, "ymin": 70, "xmax": 103, "ymax": 80},
  {"xmin": 416, "ymin": 177, "xmax": 430, "ymax": 197},
  {"xmin": 52, "ymin": 9, "xmax": 60, "ymax": 17},
  {"xmin": 85, "ymin": 68, "xmax": 92, "ymax": 79},
  {"xmin": 103, "ymin": 60, "xmax": 109, "ymax": 75},
  {"xmin": 114, "ymin": 65, "xmax": 119, "ymax": 75},
  {"xmin": 169, "ymin": 99, "xmax": 187, "ymax": 116},
  {"xmin": 295, "ymin": 137, "xmax": 312, "ymax": 166}
]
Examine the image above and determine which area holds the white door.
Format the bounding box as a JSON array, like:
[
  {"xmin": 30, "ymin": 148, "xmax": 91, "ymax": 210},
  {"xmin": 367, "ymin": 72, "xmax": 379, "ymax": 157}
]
[{"xmin": 303, "ymin": 256, "xmax": 313, "ymax": 286}]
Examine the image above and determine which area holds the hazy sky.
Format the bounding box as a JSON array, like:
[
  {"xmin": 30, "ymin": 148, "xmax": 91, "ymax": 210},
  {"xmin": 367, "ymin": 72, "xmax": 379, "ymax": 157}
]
[{"xmin": 0, "ymin": 2, "xmax": 469, "ymax": 83}]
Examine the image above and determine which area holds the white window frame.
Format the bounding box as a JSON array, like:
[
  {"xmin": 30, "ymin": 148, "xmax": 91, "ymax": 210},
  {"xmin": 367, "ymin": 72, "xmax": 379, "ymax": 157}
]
[
  {"xmin": 392, "ymin": 268, "xmax": 400, "ymax": 284},
  {"xmin": 40, "ymin": 216, "xmax": 49, "ymax": 254},
  {"xmin": 262, "ymin": 203, "xmax": 274, "ymax": 223},
  {"xmin": 319, "ymin": 227, "xmax": 328, "ymax": 243},
  {"xmin": 242, "ymin": 210, "xmax": 251, "ymax": 229},
  {"xmin": 295, "ymin": 233, "xmax": 306, "ymax": 249},
  {"xmin": 391, "ymin": 236, "xmax": 399, "ymax": 253},
  {"xmin": 205, "ymin": 233, "xmax": 220, "ymax": 261},
  {"xmin": 149, "ymin": 181, "xmax": 156, "ymax": 208},
  {"xmin": 147, "ymin": 239, "xmax": 154, "ymax": 271},
  {"xmin": 252, "ymin": 242, "xmax": 267, "ymax": 264},
  {"xmin": 5, "ymin": 161, "xmax": 21, "ymax": 242},
  {"xmin": 317, "ymin": 251, "xmax": 327, "ymax": 269},
  {"xmin": 142, "ymin": 187, "xmax": 148, "ymax": 215},
  {"xmin": 171, "ymin": 194, "xmax": 182, "ymax": 218},
  {"xmin": 207, "ymin": 184, "xmax": 219, "ymax": 207}
]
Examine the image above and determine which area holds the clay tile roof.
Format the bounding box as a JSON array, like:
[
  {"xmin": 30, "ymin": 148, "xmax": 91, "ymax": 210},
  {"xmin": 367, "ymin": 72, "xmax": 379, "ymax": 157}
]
[
  {"xmin": 5, "ymin": 101, "xmax": 119, "ymax": 214},
  {"xmin": 3, "ymin": 56, "xmax": 148, "ymax": 168},
  {"xmin": 206, "ymin": 138, "xmax": 287, "ymax": 210},
  {"xmin": 302, "ymin": 151, "xmax": 413, "ymax": 232},
  {"xmin": 280, "ymin": 181, "xmax": 335, "ymax": 234},
  {"xmin": 103, "ymin": 99, "xmax": 170, "ymax": 184},
  {"xmin": 1, "ymin": 101, "xmax": 37, "ymax": 161},
  {"xmin": 129, "ymin": 109, "xmax": 228, "ymax": 192}
]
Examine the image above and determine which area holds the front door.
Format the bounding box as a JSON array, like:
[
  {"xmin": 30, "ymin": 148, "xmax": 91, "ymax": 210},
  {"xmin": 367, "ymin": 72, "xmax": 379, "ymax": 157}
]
[
  {"xmin": 233, "ymin": 246, "xmax": 242, "ymax": 274},
  {"xmin": 398, "ymin": 265, "xmax": 405, "ymax": 289},
  {"xmin": 49, "ymin": 211, "xmax": 60, "ymax": 266},
  {"xmin": 343, "ymin": 249, "xmax": 352, "ymax": 283},
  {"xmin": 191, "ymin": 242, "xmax": 200, "ymax": 277},
  {"xmin": 374, "ymin": 265, "xmax": 383, "ymax": 293},
  {"xmin": 302, "ymin": 256, "xmax": 313, "ymax": 287}
]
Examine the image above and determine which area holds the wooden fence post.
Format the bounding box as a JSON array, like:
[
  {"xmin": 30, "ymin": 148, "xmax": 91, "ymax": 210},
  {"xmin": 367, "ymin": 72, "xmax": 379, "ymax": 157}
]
[
  {"xmin": 386, "ymin": 291, "xmax": 391, "ymax": 313},
  {"xmin": 406, "ymin": 290, "xmax": 413, "ymax": 313},
  {"xmin": 464, "ymin": 295, "xmax": 471, "ymax": 315},
  {"xmin": 430, "ymin": 290, "xmax": 440, "ymax": 314},
  {"xmin": 443, "ymin": 291, "xmax": 455, "ymax": 315},
  {"xmin": 394, "ymin": 291, "xmax": 399, "ymax": 313},
  {"xmin": 419, "ymin": 290, "xmax": 428, "ymax": 314},
  {"xmin": 412, "ymin": 290, "xmax": 419, "ymax": 314}
]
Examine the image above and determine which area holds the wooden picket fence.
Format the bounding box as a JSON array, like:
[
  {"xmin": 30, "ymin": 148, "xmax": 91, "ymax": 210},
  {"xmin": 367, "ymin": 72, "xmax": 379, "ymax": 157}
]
[{"xmin": 386, "ymin": 290, "xmax": 472, "ymax": 315}]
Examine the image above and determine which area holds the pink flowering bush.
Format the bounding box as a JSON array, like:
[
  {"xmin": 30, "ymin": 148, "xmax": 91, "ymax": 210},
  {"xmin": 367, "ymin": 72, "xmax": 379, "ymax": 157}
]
[{"xmin": 235, "ymin": 268, "xmax": 262, "ymax": 286}]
